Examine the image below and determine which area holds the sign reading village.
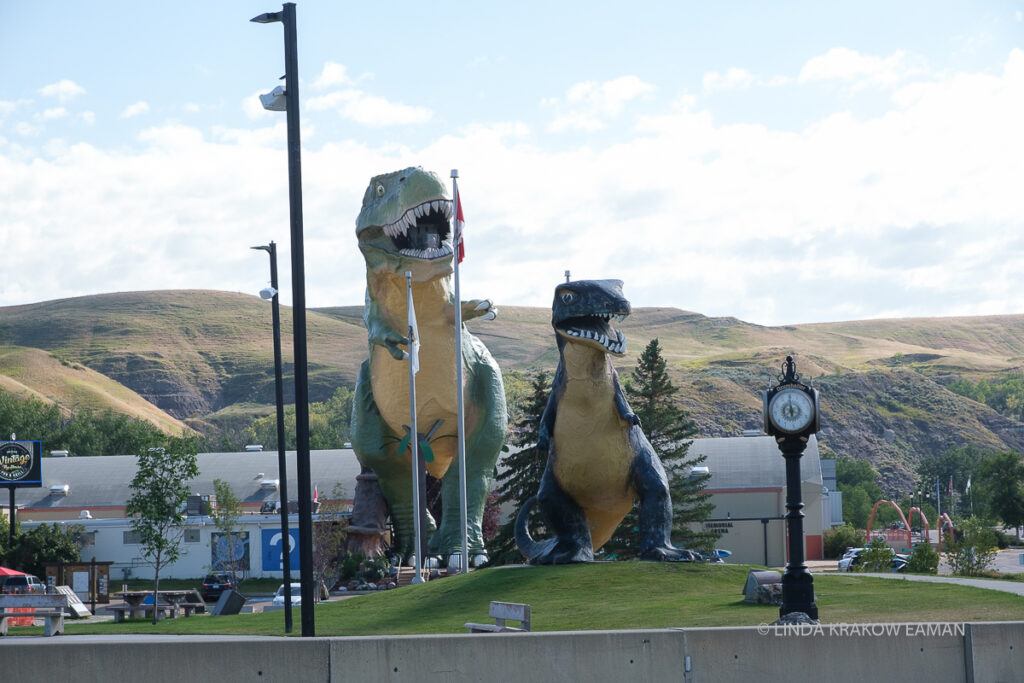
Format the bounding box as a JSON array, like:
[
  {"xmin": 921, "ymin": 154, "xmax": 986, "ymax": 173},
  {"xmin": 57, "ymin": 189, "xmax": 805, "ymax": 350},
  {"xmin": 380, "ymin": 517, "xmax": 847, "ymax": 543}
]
[{"xmin": 0, "ymin": 441, "xmax": 43, "ymax": 488}]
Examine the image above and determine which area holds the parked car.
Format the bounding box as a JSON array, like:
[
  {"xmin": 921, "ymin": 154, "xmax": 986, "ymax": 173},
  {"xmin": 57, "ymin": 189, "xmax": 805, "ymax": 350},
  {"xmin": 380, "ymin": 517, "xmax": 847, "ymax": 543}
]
[
  {"xmin": 200, "ymin": 573, "xmax": 236, "ymax": 601},
  {"xmin": 838, "ymin": 547, "xmax": 907, "ymax": 572},
  {"xmin": 1, "ymin": 574, "xmax": 45, "ymax": 594},
  {"xmin": 272, "ymin": 582, "xmax": 302, "ymax": 607}
]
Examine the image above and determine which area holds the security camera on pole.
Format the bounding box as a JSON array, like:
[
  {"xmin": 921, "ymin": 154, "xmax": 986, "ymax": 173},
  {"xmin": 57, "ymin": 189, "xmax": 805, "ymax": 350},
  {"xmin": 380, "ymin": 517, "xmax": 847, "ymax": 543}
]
[{"xmin": 763, "ymin": 355, "xmax": 820, "ymax": 623}]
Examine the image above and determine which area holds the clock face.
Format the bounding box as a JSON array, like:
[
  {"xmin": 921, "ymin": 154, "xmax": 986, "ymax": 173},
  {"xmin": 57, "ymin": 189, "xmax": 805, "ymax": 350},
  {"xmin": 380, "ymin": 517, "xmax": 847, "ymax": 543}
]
[{"xmin": 769, "ymin": 387, "xmax": 815, "ymax": 434}]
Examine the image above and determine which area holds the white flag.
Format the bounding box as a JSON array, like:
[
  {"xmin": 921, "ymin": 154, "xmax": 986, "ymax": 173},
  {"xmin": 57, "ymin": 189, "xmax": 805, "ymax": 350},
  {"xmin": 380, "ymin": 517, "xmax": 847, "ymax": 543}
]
[
  {"xmin": 406, "ymin": 274, "xmax": 420, "ymax": 375},
  {"xmin": 965, "ymin": 476, "xmax": 971, "ymax": 493}
]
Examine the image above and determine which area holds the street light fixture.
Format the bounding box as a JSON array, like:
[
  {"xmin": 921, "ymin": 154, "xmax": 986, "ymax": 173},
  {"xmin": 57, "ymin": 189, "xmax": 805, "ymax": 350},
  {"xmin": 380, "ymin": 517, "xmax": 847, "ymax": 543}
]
[
  {"xmin": 251, "ymin": 241, "xmax": 293, "ymax": 634},
  {"xmin": 251, "ymin": 2, "xmax": 316, "ymax": 637}
]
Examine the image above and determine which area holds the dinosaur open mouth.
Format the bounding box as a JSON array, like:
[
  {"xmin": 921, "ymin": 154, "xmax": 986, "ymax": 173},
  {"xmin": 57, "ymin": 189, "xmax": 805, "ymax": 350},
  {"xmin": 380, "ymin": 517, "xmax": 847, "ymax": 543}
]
[
  {"xmin": 558, "ymin": 312, "xmax": 628, "ymax": 355},
  {"xmin": 382, "ymin": 199, "xmax": 454, "ymax": 260}
]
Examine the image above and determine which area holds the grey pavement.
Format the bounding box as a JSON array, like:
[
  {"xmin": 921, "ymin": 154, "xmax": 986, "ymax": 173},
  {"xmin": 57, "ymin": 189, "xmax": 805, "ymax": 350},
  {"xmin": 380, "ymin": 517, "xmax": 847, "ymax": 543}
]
[{"xmin": 857, "ymin": 571, "xmax": 1024, "ymax": 596}]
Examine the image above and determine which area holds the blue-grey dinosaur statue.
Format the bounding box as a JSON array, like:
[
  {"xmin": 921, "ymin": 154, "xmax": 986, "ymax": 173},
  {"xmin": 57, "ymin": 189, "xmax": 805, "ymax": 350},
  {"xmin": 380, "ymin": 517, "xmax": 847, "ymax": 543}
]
[{"xmin": 515, "ymin": 279, "xmax": 695, "ymax": 563}]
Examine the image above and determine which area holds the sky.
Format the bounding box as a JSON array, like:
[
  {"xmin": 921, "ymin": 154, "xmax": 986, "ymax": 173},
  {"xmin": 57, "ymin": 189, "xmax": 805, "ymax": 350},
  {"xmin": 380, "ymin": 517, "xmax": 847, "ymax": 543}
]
[{"xmin": 2, "ymin": 1, "xmax": 1023, "ymax": 326}]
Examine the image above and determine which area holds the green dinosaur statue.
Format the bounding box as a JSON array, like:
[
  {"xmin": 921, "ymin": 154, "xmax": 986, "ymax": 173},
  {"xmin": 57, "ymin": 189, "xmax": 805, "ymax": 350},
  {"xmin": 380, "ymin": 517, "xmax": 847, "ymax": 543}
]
[{"xmin": 350, "ymin": 166, "xmax": 507, "ymax": 565}]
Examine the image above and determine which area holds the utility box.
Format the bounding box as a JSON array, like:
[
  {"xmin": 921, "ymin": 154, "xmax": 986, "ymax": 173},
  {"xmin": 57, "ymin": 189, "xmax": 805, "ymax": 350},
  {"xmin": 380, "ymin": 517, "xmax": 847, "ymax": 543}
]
[
  {"xmin": 211, "ymin": 589, "xmax": 246, "ymax": 616},
  {"xmin": 187, "ymin": 494, "xmax": 217, "ymax": 516}
]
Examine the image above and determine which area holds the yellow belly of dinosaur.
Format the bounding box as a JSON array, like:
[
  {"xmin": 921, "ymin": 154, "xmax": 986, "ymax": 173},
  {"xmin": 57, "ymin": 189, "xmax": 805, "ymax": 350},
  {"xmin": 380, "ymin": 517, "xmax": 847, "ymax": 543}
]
[
  {"xmin": 552, "ymin": 392, "xmax": 636, "ymax": 551},
  {"xmin": 371, "ymin": 327, "xmax": 459, "ymax": 479}
]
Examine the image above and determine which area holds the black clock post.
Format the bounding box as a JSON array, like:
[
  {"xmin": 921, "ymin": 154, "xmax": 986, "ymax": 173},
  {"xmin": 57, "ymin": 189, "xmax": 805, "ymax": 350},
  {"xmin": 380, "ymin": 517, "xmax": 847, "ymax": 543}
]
[{"xmin": 763, "ymin": 356, "xmax": 820, "ymax": 622}]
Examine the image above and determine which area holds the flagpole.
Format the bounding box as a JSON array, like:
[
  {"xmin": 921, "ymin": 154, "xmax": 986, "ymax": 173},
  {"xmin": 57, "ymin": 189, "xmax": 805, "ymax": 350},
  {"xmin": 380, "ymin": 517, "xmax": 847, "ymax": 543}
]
[
  {"xmin": 406, "ymin": 271, "xmax": 425, "ymax": 584},
  {"xmin": 452, "ymin": 169, "xmax": 469, "ymax": 574}
]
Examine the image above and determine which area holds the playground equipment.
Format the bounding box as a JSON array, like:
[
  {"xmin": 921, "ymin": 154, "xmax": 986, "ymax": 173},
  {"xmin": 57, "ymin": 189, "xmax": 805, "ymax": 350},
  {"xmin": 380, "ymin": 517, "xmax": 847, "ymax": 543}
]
[{"xmin": 865, "ymin": 500, "xmax": 951, "ymax": 551}]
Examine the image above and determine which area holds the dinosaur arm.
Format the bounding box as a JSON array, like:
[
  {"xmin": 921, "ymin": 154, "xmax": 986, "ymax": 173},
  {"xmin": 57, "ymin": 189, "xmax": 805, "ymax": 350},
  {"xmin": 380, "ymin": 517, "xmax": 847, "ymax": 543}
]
[
  {"xmin": 537, "ymin": 366, "xmax": 564, "ymax": 454},
  {"xmin": 363, "ymin": 292, "xmax": 408, "ymax": 361},
  {"xmin": 613, "ymin": 373, "xmax": 641, "ymax": 427},
  {"xmin": 461, "ymin": 299, "xmax": 498, "ymax": 321}
]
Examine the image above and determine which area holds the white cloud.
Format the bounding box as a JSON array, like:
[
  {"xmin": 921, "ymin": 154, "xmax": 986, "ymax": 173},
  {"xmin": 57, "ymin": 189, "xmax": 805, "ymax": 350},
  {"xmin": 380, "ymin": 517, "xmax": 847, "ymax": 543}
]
[
  {"xmin": 799, "ymin": 48, "xmax": 928, "ymax": 89},
  {"xmin": 40, "ymin": 107, "xmax": 69, "ymax": 121},
  {"xmin": 13, "ymin": 121, "xmax": 41, "ymax": 136},
  {"xmin": 313, "ymin": 62, "xmax": 353, "ymax": 89},
  {"xmin": 702, "ymin": 67, "xmax": 756, "ymax": 92},
  {"xmin": 38, "ymin": 79, "xmax": 86, "ymax": 103},
  {"xmin": 545, "ymin": 75, "xmax": 654, "ymax": 132},
  {"xmin": 2, "ymin": 51, "xmax": 1023, "ymax": 326},
  {"xmin": 306, "ymin": 89, "xmax": 432, "ymax": 126},
  {"xmin": 120, "ymin": 101, "xmax": 150, "ymax": 118}
]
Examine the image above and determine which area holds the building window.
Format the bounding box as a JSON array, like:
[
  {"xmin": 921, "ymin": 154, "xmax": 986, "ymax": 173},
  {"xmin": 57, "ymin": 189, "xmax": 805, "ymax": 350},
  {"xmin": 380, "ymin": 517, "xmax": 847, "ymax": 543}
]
[
  {"xmin": 185, "ymin": 528, "xmax": 200, "ymax": 543},
  {"xmin": 123, "ymin": 530, "xmax": 141, "ymax": 545}
]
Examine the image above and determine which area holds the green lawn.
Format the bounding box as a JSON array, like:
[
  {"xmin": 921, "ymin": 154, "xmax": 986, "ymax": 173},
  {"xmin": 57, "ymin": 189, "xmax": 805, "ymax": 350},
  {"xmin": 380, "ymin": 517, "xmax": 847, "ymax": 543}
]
[{"xmin": 16, "ymin": 563, "xmax": 1024, "ymax": 637}]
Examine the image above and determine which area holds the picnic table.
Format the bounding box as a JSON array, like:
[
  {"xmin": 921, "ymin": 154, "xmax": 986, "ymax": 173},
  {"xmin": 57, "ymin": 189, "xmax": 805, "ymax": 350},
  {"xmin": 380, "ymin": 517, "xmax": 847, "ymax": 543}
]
[{"xmin": 106, "ymin": 590, "xmax": 206, "ymax": 622}]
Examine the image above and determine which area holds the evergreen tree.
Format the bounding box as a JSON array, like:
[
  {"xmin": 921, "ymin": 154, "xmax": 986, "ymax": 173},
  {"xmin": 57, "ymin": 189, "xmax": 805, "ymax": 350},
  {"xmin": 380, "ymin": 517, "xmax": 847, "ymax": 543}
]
[
  {"xmin": 606, "ymin": 338, "xmax": 717, "ymax": 557},
  {"xmin": 487, "ymin": 370, "xmax": 552, "ymax": 564}
]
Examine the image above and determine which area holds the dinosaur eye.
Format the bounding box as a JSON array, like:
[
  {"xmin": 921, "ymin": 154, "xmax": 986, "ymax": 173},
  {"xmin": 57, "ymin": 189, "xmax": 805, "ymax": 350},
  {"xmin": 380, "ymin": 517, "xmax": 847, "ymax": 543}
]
[
  {"xmin": 561, "ymin": 292, "xmax": 575, "ymax": 304},
  {"xmin": 375, "ymin": 184, "xmax": 385, "ymax": 197}
]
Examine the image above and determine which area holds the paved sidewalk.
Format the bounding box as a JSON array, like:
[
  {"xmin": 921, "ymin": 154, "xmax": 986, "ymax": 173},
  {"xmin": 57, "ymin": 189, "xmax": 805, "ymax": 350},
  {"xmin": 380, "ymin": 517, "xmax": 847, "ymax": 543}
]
[{"xmin": 856, "ymin": 571, "xmax": 1024, "ymax": 596}]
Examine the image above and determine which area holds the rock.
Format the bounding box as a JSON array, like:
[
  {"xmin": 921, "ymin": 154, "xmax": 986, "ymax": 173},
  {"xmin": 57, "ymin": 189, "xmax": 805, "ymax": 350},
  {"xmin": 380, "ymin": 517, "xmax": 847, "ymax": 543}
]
[
  {"xmin": 772, "ymin": 611, "xmax": 819, "ymax": 626},
  {"xmin": 754, "ymin": 583, "xmax": 783, "ymax": 606}
]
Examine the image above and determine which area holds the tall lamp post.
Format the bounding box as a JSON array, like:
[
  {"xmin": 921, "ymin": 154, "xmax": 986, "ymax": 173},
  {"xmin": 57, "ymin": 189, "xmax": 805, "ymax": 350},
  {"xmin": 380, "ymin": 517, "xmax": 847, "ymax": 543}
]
[
  {"xmin": 251, "ymin": 241, "xmax": 293, "ymax": 634},
  {"xmin": 251, "ymin": 2, "xmax": 315, "ymax": 636},
  {"xmin": 763, "ymin": 355, "xmax": 820, "ymax": 622}
]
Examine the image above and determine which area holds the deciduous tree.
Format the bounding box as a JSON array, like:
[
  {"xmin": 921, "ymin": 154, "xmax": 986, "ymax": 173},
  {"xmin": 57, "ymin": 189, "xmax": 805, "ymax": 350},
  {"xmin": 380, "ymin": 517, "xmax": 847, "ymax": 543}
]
[
  {"xmin": 126, "ymin": 439, "xmax": 199, "ymax": 623},
  {"xmin": 210, "ymin": 478, "xmax": 245, "ymax": 587}
]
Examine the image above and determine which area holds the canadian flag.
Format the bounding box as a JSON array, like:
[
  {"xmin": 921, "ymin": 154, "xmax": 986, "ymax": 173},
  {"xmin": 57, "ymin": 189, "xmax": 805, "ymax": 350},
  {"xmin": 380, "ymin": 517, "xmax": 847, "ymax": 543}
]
[
  {"xmin": 313, "ymin": 485, "xmax": 318, "ymax": 504},
  {"xmin": 454, "ymin": 187, "xmax": 466, "ymax": 264}
]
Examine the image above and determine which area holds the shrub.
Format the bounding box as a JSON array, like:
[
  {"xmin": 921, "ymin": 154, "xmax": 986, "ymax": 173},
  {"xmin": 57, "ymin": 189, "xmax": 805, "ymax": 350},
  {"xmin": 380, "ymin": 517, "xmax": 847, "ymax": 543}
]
[
  {"xmin": 824, "ymin": 524, "xmax": 864, "ymax": 559},
  {"xmin": 905, "ymin": 542, "xmax": 939, "ymax": 574},
  {"xmin": 357, "ymin": 555, "xmax": 391, "ymax": 583},
  {"xmin": 856, "ymin": 536, "xmax": 896, "ymax": 572},
  {"xmin": 340, "ymin": 551, "xmax": 365, "ymax": 581},
  {"xmin": 947, "ymin": 517, "xmax": 998, "ymax": 577}
]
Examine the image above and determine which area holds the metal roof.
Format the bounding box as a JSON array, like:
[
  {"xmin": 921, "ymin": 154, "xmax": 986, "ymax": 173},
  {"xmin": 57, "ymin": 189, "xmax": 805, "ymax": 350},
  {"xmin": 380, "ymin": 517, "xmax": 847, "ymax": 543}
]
[
  {"xmin": 14, "ymin": 450, "xmax": 363, "ymax": 511},
  {"xmin": 688, "ymin": 434, "xmax": 822, "ymax": 491}
]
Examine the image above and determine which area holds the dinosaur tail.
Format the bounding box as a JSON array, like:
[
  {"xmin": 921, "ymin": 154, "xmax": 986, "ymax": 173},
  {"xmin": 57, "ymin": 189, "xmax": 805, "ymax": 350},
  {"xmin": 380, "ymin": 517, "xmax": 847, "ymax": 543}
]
[{"xmin": 514, "ymin": 496, "xmax": 546, "ymax": 560}]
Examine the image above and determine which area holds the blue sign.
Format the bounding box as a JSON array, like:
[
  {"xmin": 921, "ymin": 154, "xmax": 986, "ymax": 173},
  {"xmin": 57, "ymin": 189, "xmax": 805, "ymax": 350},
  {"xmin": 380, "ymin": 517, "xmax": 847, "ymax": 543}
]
[{"xmin": 261, "ymin": 528, "xmax": 299, "ymax": 572}]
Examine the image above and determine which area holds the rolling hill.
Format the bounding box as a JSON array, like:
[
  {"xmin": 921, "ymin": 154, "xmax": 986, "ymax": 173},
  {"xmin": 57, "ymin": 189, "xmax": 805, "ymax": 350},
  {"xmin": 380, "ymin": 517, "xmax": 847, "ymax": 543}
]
[{"xmin": 2, "ymin": 290, "xmax": 1023, "ymax": 492}]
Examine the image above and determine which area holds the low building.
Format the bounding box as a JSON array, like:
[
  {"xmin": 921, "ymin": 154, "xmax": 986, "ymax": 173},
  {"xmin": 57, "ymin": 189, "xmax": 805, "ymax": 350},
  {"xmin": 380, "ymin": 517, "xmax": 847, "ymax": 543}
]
[
  {"xmin": 10, "ymin": 450, "xmax": 362, "ymax": 580},
  {"xmin": 689, "ymin": 434, "xmax": 826, "ymax": 566}
]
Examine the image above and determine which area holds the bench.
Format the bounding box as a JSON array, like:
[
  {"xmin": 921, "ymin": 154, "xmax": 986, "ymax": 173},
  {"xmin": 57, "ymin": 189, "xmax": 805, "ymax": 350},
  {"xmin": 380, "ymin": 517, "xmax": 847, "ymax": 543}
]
[
  {"xmin": 465, "ymin": 601, "xmax": 531, "ymax": 633},
  {"xmin": 0, "ymin": 594, "xmax": 69, "ymax": 637},
  {"xmin": 105, "ymin": 603, "xmax": 179, "ymax": 623},
  {"xmin": 177, "ymin": 602, "xmax": 206, "ymax": 617}
]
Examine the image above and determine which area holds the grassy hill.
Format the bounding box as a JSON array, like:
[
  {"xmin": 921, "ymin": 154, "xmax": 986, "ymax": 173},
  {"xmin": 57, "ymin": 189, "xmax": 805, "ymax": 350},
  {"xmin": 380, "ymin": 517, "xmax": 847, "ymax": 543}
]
[
  {"xmin": 0, "ymin": 345, "xmax": 189, "ymax": 434},
  {"xmin": 2, "ymin": 290, "xmax": 1023, "ymax": 491}
]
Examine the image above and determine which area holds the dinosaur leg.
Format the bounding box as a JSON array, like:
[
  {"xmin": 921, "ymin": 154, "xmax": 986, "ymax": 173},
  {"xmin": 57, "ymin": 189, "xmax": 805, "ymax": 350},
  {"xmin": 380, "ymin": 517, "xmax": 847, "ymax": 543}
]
[
  {"xmin": 529, "ymin": 463, "xmax": 595, "ymax": 564},
  {"xmin": 431, "ymin": 341, "xmax": 507, "ymax": 561},
  {"xmin": 351, "ymin": 359, "xmax": 436, "ymax": 562},
  {"xmin": 630, "ymin": 430, "xmax": 693, "ymax": 562}
]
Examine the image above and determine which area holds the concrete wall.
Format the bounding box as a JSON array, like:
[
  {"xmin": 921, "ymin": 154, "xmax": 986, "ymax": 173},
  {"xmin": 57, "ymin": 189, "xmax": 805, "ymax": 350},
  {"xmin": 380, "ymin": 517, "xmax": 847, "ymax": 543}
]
[{"xmin": 2, "ymin": 622, "xmax": 1020, "ymax": 682}]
